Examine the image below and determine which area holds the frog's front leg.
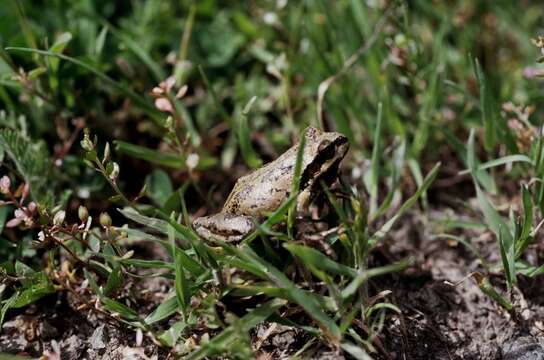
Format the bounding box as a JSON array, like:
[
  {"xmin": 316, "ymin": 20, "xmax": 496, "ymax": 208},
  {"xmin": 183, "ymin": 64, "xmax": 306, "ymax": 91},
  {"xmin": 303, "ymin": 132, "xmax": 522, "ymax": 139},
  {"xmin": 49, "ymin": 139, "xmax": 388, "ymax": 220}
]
[
  {"xmin": 296, "ymin": 188, "xmax": 312, "ymax": 213},
  {"xmin": 192, "ymin": 213, "xmax": 255, "ymax": 243}
]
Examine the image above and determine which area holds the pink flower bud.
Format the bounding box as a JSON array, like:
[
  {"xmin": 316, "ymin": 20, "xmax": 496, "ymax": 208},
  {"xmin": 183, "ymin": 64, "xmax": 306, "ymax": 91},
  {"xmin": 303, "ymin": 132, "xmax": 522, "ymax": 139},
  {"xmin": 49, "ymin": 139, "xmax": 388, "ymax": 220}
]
[
  {"xmin": 0, "ymin": 176, "xmax": 11, "ymax": 194},
  {"xmin": 27, "ymin": 202, "xmax": 37, "ymax": 213},
  {"xmin": 175, "ymin": 85, "xmax": 188, "ymax": 99},
  {"xmin": 155, "ymin": 98, "xmax": 173, "ymax": 113}
]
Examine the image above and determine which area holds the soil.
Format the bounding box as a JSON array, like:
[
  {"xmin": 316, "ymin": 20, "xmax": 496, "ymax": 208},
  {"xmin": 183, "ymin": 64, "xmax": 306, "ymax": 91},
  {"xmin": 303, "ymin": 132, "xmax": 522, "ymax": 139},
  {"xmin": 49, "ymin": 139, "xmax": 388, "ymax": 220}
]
[
  {"xmin": 381, "ymin": 210, "xmax": 544, "ymax": 360},
  {"xmin": 2, "ymin": 208, "xmax": 544, "ymax": 359}
]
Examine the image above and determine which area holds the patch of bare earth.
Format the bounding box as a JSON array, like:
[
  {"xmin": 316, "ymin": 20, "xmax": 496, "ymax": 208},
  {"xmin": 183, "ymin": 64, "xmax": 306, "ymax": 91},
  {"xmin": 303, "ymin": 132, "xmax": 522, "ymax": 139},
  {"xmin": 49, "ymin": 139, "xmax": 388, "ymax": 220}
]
[{"xmin": 382, "ymin": 210, "xmax": 544, "ymax": 359}]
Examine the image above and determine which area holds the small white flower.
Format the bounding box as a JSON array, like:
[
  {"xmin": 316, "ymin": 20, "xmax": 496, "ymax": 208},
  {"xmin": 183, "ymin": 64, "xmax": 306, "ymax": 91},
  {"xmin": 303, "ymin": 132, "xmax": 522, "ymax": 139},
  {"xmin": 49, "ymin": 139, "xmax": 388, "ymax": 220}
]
[
  {"xmin": 109, "ymin": 162, "xmax": 120, "ymax": 181},
  {"xmin": 263, "ymin": 12, "xmax": 278, "ymax": 25},
  {"xmin": 186, "ymin": 153, "xmax": 199, "ymax": 170},
  {"xmin": 53, "ymin": 210, "xmax": 66, "ymax": 226}
]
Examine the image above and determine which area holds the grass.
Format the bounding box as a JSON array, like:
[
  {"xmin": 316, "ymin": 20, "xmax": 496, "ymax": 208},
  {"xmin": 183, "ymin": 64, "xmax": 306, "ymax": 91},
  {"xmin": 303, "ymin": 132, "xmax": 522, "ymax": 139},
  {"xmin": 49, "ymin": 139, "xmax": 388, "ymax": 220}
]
[{"xmin": 0, "ymin": 0, "xmax": 544, "ymax": 358}]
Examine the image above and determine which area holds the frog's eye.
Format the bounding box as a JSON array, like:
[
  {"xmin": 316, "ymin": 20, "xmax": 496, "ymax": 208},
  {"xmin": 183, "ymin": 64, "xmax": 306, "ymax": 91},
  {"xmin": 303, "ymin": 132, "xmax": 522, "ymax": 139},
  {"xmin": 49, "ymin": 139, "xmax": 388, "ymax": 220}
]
[
  {"xmin": 318, "ymin": 140, "xmax": 335, "ymax": 159},
  {"xmin": 318, "ymin": 140, "xmax": 331, "ymax": 152}
]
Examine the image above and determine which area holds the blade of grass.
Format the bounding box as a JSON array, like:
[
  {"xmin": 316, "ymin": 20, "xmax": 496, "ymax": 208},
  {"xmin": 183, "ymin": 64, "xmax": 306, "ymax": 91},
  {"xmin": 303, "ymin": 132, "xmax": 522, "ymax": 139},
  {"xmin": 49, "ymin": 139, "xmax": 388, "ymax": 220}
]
[
  {"xmin": 467, "ymin": 130, "xmax": 515, "ymax": 288},
  {"xmin": 341, "ymin": 258, "xmax": 412, "ymax": 300},
  {"xmin": 472, "ymin": 273, "xmax": 513, "ymax": 311},
  {"xmin": 473, "ymin": 58, "xmax": 496, "ymax": 151},
  {"xmin": 458, "ymin": 154, "xmax": 533, "ymax": 175},
  {"xmin": 515, "ymin": 185, "xmax": 534, "ymax": 258},
  {"xmin": 236, "ymin": 96, "xmax": 262, "ymax": 168},
  {"xmin": 368, "ymin": 102, "xmax": 382, "ymax": 217},
  {"xmin": 287, "ymin": 127, "xmax": 307, "ymax": 238},
  {"xmin": 284, "ymin": 243, "xmax": 357, "ymax": 277},
  {"xmin": 372, "ymin": 163, "xmax": 440, "ymax": 241},
  {"xmin": 436, "ymin": 125, "xmax": 497, "ymax": 194}
]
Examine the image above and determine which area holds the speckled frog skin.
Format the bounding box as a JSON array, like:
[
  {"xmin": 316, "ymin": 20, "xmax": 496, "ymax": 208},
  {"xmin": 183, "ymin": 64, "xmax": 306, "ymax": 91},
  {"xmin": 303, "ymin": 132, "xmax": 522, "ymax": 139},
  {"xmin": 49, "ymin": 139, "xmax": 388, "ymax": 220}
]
[{"xmin": 192, "ymin": 126, "xmax": 349, "ymax": 243}]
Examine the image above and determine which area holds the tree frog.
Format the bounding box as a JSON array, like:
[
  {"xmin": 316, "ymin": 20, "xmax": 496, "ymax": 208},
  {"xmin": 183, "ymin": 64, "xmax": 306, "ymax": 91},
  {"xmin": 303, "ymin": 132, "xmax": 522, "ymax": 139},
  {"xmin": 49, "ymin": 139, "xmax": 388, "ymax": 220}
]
[{"xmin": 192, "ymin": 126, "xmax": 349, "ymax": 243}]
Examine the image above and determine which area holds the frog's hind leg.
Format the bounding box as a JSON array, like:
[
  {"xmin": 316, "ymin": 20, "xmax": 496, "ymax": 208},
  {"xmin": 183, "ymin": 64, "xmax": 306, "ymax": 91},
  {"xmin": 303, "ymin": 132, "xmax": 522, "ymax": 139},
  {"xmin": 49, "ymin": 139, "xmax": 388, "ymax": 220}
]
[{"xmin": 192, "ymin": 213, "xmax": 255, "ymax": 243}]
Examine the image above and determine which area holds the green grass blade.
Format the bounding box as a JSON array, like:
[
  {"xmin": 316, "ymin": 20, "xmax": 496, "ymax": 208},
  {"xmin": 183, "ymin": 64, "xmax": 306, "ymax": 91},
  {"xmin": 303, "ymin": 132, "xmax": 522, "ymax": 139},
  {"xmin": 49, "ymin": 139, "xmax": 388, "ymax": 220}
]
[
  {"xmin": 284, "ymin": 243, "xmax": 357, "ymax": 277},
  {"xmin": 438, "ymin": 125, "xmax": 497, "ymax": 194},
  {"xmin": 368, "ymin": 102, "xmax": 382, "ymax": 216},
  {"xmin": 341, "ymin": 258, "xmax": 412, "ymax": 299},
  {"xmin": 468, "ymin": 130, "xmax": 515, "ymax": 288},
  {"xmin": 115, "ymin": 140, "xmax": 216, "ymax": 170},
  {"xmin": 473, "ymin": 274, "xmax": 513, "ymax": 311},
  {"xmin": 515, "ymin": 185, "xmax": 534, "ymax": 258},
  {"xmin": 372, "ymin": 163, "xmax": 440, "ymax": 241},
  {"xmin": 458, "ymin": 154, "xmax": 533, "ymax": 175},
  {"xmin": 287, "ymin": 128, "xmax": 307, "ymax": 237},
  {"xmin": 174, "ymin": 246, "xmax": 191, "ymax": 316},
  {"xmin": 115, "ymin": 140, "xmax": 184, "ymax": 168},
  {"xmin": 236, "ymin": 96, "xmax": 262, "ymax": 168},
  {"xmin": 473, "ymin": 58, "xmax": 496, "ymax": 151}
]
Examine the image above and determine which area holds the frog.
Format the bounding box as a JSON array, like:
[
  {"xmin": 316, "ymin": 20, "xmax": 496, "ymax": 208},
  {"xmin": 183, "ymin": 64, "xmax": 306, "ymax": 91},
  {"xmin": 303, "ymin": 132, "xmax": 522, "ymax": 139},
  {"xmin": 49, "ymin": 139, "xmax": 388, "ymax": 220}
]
[{"xmin": 192, "ymin": 126, "xmax": 349, "ymax": 243}]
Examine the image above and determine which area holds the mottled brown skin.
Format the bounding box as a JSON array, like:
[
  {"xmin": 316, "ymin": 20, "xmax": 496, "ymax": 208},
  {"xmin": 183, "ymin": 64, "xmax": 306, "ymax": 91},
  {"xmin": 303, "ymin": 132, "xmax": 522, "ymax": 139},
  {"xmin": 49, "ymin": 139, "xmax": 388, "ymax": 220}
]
[{"xmin": 192, "ymin": 127, "xmax": 349, "ymax": 243}]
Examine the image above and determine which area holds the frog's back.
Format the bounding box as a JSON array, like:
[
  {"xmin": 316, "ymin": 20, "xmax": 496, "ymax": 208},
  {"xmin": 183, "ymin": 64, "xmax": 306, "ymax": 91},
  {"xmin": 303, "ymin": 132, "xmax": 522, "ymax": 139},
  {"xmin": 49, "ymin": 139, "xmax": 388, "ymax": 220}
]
[{"xmin": 222, "ymin": 147, "xmax": 298, "ymax": 216}]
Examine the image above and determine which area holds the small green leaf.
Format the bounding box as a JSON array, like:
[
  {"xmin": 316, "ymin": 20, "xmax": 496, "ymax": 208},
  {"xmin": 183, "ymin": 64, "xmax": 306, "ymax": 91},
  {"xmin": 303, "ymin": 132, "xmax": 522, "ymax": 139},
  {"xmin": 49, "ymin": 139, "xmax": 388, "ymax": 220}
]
[
  {"xmin": 103, "ymin": 265, "xmax": 123, "ymax": 296},
  {"xmin": 11, "ymin": 280, "xmax": 55, "ymax": 308},
  {"xmin": 28, "ymin": 66, "xmax": 47, "ymax": 80},
  {"xmin": 145, "ymin": 169, "xmax": 174, "ymax": 207},
  {"xmin": 101, "ymin": 297, "xmax": 140, "ymax": 321},
  {"xmin": 0, "ymin": 207, "xmax": 9, "ymax": 235},
  {"xmin": 0, "ymin": 292, "xmax": 19, "ymax": 327},
  {"xmin": 49, "ymin": 32, "xmax": 72, "ymax": 72},
  {"xmin": 94, "ymin": 26, "xmax": 108, "ymax": 57},
  {"xmin": 145, "ymin": 294, "xmax": 178, "ymax": 325},
  {"xmin": 158, "ymin": 320, "xmax": 187, "ymax": 347}
]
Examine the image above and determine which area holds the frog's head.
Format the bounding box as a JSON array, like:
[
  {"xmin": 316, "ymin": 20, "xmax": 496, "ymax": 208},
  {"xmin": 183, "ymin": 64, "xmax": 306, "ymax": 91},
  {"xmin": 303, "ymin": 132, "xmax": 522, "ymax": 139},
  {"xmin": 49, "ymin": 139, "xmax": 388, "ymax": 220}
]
[{"xmin": 300, "ymin": 126, "xmax": 349, "ymax": 190}]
